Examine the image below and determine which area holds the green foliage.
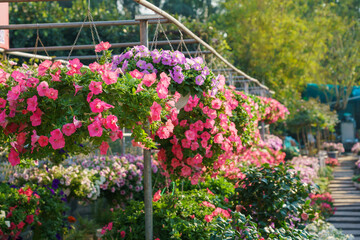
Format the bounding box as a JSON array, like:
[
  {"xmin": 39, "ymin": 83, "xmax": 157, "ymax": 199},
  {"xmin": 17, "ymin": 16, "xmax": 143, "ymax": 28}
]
[
  {"xmin": 286, "ymin": 98, "xmax": 339, "ymax": 133},
  {"xmin": 232, "ymin": 163, "xmax": 314, "ymax": 238},
  {"xmin": 0, "ymin": 183, "xmax": 40, "ymax": 237},
  {"xmin": 219, "ymin": 0, "xmax": 359, "ymax": 106},
  {"xmin": 102, "ymin": 188, "xmax": 231, "ymax": 240},
  {"xmin": 28, "ymin": 183, "xmax": 70, "ymax": 239},
  {"xmin": 179, "ymin": 176, "xmax": 235, "ymax": 199}
]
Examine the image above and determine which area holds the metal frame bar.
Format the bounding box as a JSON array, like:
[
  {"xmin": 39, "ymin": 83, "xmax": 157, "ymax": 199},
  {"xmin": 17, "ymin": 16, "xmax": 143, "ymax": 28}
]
[
  {"xmin": 6, "ymin": 39, "xmax": 198, "ymax": 52},
  {"xmin": 54, "ymin": 50, "xmax": 210, "ymax": 60},
  {"xmin": 0, "ymin": 19, "xmax": 169, "ymax": 30}
]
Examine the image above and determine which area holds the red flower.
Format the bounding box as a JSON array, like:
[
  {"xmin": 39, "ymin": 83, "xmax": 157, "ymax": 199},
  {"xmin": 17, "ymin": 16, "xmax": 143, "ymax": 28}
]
[
  {"xmin": 26, "ymin": 215, "xmax": 34, "ymax": 224},
  {"xmin": 153, "ymin": 190, "xmax": 161, "ymax": 202},
  {"xmin": 67, "ymin": 216, "xmax": 76, "ymax": 223}
]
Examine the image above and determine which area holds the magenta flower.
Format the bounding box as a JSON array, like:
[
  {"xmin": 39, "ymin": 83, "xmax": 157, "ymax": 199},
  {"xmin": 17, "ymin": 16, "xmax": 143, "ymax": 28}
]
[
  {"xmin": 150, "ymin": 101, "xmax": 162, "ymax": 122},
  {"xmin": 26, "ymin": 77, "xmax": 39, "ymax": 88},
  {"xmin": 90, "ymin": 98, "xmax": 114, "ymax": 113},
  {"xmin": 95, "ymin": 41, "xmax": 111, "ymax": 52},
  {"xmin": 11, "ymin": 71, "xmax": 26, "ymax": 83},
  {"xmin": 142, "ymin": 73, "xmax": 156, "ymax": 87},
  {"xmin": 37, "ymin": 81, "xmax": 49, "ymax": 96},
  {"xmin": 156, "ymin": 83, "xmax": 168, "ymax": 99},
  {"xmin": 195, "ymin": 75, "xmax": 204, "ymax": 86},
  {"xmin": 156, "ymin": 126, "xmax": 170, "ymax": 139},
  {"xmin": 99, "ymin": 141, "xmax": 109, "ymax": 155},
  {"xmin": 185, "ymin": 130, "xmax": 197, "ymax": 141},
  {"xmin": 181, "ymin": 165, "xmax": 192, "ymax": 177},
  {"xmin": 69, "ymin": 58, "xmax": 83, "ymax": 70},
  {"xmin": 73, "ymin": 116, "xmax": 82, "ymax": 128},
  {"xmin": 105, "ymin": 115, "xmax": 118, "ymax": 131},
  {"xmin": 38, "ymin": 136, "xmax": 49, "ymax": 147},
  {"xmin": 211, "ymin": 98, "xmax": 222, "ymax": 109},
  {"xmin": 49, "ymin": 129, "xmax": 65, "ymax": 150},
  {"xmin": 38, "ymin": 60, "xmax": 52, "ymax": 76},
  {"xmin": 8, "ymin": 147, "xmax": 20, "ymax": 166},
  {"xmin": 62, "ymin": 123, "xmax": 76, "ymax": 136},
  {"xmin": 45, "ymin": 88, "xmax": 58, "ymax": 100},
  {"xmin": 7, "ymin": 85, "xmax": 21, "ymax": 101},
  {"xmin": 101, "ymin": 70, "xmax": 118, "ymax": 85},
  {"xmin": 89, "ymin": 62, "xmax": 101, "ymax": 72},
  {"xmin": 50, "ymin": 69, "xmax": 61, "ymax": 82},
  {"xmin": 129, "ymin": 69, "xmax": 144, "ymax": 79},
  {"xmin": 27, "ymin": 95, "xmax": 38, "ymax": 112},
  {"xmin": 89, "ymin": 81, "xmax": 103, "ymax": 95},
  {"xmin": 88, "ymin": 120, "xmax": 103, "ymax": 137},
  {"xmin": 73, "ymin": 83, "xmax": 83, "ymax": 96},
  {"xmin": 0, "ymin": 98, "xmax": 6, "ymax": 108},
  {"xmin": 30, "ymin": 108, "xmax": 43, "ymax": 126}
]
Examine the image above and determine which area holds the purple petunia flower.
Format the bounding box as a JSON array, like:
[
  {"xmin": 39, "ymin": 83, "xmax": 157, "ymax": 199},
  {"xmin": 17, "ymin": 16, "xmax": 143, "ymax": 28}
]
[
  {"xmin": 202, "ymin": 66, "xmax": 210, "ymax": 76},
  {"xmin": 195, "ymin": 75, "xmax": 205, "ymax": 86},
  {"xmin": 173, "ymin": 65, "xmax": 183, "ymax": 74},
  {"xmin": 136, "ymin": 60, "xmax": 147, "ymax": 69},
  {"xmin": 145, "ymin": 63, "xmax": 154, "ymax": 71},
  {"xmin": 172, "ymin": 50, "xmax": 186, "ymax": 65},
  {"xmin": 192, "ymin": 63, "xmax": 202, "ymax": 71},
  {"xmin": 170, "ymin": 70, "xmax": 184, "ymax": 84},
  {"xmin": 151, "ymin": 50, "xmax": 162, "ymax": 63},
  {"xmin": 193, "ymin": 56, "xmax": 204, "ymax": 65},
  {"xmin": 123, "ymin": 50, "xmax": 133, "ymax": 59}
]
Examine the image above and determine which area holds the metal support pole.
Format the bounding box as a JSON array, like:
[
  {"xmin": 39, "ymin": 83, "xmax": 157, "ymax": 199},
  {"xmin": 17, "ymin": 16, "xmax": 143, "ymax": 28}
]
[
  {"xmin": 260, "ymin": 89, "xmax": 266, "ymax": 140},
  {"xmin": 244, "ymin": 82, "xmax": 249, "ymax": 94},
  {"xmin": 138, "ymin": 16, "xmax": 153, "ymax": 240}
]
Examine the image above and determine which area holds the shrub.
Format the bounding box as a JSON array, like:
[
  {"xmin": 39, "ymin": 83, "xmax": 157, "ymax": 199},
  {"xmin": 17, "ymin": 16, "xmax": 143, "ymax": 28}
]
[
  {"xmin": 231, "ymin": 163, "xmax": 313, "ymax": 238},
  {"xmin": 101, "ymin": 188, "xmax": 231, "ymax": 240}
]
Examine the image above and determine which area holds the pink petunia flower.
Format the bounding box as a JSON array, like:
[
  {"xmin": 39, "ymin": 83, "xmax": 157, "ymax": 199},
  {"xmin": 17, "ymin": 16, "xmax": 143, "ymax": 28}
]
[
  {"xmin": 49, "ymin": 129, "xmax": 65, "ymax": 150},
  {"xmin": 150, "ymin": 101, "xmax": 162, "ymax": 122},
  {"xmin": 89, "ymin": 98, "xmax": 114, "ymax": 113},
  {"xmin": 101, "ymin": 70, "xmax": 118, "ymax": 85},
  {"xmin": 7, "ymin": 85, "xmax": 21, "ymax": 101},
  {"xmin": 0, "ymin": 98, "xmax": 6, "ymax": 109},
  {"xmin": 105, "ymin": 115, "xmax": 118, "ymax": 131},
  {"xmin": 38, "ymin": 136, "xmax": 49, "ymax": 147},
  {"xmin": 142, "ymin": 73, "xmax": 156, "ymax": 87},
  {"xmin": 30, "ymin": 108, "xmax": 43, "ymax": 126},
  {"xmin": 153, "ymin": 190, "xmax": 161, "ymax": 202},
  {"xmin": 73, "ymin": 83, "xmax": 83, "ymax": 96},
  {"xmin": 37, "ymin": 81, "xmax": 49, "ymax": 96},
  {"xmin": 45, "ymin": 88, "xmax": 58, "ymax": 100},
  {"xmin": 38, "ymin": 60, "xmax": 52, "ymax": 76},
  {"xmin": 99, "ymin": 141, "xmax": 109, "ymax": 155},
  {"xmin": 88, "ymin": 120, "xmax": 103, "ymax": 137},
  {"xmin": 95, "ymin": 41, "xmax": 111, "ymax": 52},
  {"xmin": 129, "ymin": 69, "xmax": 144, "ymax": 79},
  {"xmin": 62, "ymin": 123, "xmax": 76, "ymax": 136},
  {"xmin": 89, "ymin": 81, "xmax": 103, "ymax": 95},
  {"xmin": 9, "ymin": 147, "xmax": 20, "ymax": 166},
  {"xmin": 27, "ymin": 95, "xmax": 38, "ymax": 112}
]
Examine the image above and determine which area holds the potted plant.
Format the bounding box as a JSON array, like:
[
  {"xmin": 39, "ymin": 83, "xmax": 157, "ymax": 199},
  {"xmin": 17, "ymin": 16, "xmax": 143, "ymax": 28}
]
[
  {"xmin": 351, "ymin": 142, "xmax": 360, "ymax": 156},
  {"xmin": 323, "ymin": 142, "xmax": 345, "ymax": 159},
  {"xmin": 352, "ymin": 175, "xmax": 360, "ymax": 189}
]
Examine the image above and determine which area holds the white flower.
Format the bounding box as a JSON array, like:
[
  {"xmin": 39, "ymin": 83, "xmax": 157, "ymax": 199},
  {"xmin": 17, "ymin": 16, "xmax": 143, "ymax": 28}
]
[
  {"xmin": 5, "ymin": 220, "xmax": 10, "ymax": 228},
  {"xmin": 0, "ymin": 210, "xmax": 5, "ymax": 219}
]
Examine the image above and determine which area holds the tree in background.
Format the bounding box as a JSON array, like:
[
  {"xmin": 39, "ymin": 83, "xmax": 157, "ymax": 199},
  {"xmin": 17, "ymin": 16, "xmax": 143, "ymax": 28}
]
[{"xmin": 219, "ymin": 0, "xmax": 359, "ymax": 107}]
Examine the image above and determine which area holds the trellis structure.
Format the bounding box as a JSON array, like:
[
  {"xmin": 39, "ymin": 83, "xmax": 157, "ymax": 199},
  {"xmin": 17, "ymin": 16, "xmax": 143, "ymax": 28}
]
[{"xmin": 0, "ymin": 1, "xmax": 272, "ymax": 239}]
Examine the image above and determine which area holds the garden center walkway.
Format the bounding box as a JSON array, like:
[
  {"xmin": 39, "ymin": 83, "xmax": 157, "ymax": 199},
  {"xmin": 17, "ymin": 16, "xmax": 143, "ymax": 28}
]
[{"xmin": 329, "ymin": 155, "xmax": 360, "ymax": 239}]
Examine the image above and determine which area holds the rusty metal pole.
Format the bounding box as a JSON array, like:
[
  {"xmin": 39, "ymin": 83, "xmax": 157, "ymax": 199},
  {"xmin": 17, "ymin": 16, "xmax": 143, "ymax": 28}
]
[{"xmin": 138, "ymin": 16, "xmax": 153, "ymax": 240}]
